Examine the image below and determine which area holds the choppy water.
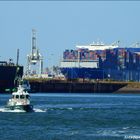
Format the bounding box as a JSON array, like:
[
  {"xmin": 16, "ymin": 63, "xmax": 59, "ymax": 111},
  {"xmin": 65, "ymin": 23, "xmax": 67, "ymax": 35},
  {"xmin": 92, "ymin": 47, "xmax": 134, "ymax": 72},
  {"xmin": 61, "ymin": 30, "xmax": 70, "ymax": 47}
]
[{"xmin": 0, "ymin": 93, "xmax": 140, "ymax": 140}]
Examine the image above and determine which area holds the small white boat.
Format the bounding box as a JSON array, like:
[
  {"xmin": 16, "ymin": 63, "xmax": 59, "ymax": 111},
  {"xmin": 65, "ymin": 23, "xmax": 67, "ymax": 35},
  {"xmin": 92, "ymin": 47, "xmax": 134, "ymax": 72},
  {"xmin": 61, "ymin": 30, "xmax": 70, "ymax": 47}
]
[{"xmin": 6, "ymin": 82, "xmax": 33, "ymax": 112}]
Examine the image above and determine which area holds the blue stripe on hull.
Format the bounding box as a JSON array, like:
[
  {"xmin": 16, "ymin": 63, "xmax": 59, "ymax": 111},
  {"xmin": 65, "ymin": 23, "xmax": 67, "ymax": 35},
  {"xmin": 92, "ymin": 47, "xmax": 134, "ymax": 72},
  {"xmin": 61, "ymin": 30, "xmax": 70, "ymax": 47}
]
[
  {"xmin": 60, "ymin": 68, "xmax": 140, "ymax": 81},
  {"xmin": 60, "ymin": 68, "xmax": 107, "ymax": 79}
]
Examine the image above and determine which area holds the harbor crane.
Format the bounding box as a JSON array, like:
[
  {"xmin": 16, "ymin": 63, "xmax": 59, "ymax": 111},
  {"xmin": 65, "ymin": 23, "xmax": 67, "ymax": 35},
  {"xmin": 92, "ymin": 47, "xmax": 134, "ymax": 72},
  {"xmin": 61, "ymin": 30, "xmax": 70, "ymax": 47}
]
[{"xmin": 26, "ymin": 29, "xmax": 43, "ymax": 77}]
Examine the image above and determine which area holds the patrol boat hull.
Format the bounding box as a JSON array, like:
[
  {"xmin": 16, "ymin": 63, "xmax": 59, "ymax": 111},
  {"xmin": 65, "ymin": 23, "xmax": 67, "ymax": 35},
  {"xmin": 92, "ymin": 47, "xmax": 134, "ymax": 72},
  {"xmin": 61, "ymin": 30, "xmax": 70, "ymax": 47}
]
[{"xmin": 6, "ymin": 104, "xmax": 33, "ymax": 112}]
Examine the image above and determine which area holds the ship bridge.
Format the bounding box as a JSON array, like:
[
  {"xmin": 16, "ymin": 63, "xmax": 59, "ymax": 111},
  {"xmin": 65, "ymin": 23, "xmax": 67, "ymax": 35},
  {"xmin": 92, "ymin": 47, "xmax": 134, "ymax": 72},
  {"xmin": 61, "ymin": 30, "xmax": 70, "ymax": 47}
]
[{"xmin": 76, "ymin": 41, "xmax": 119, "ymax": 51}]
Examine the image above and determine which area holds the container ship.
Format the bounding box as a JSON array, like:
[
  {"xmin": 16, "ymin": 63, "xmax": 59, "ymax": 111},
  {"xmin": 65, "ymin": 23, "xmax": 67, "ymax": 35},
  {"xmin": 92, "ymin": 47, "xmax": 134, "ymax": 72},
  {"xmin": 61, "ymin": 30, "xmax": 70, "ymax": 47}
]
[
  {"xmin": 60, "ymin": 42, "xmax": 140, "ymax": 81},
  {"xmin": 0, "ymin": 61, "xmax": 23, "ymax": 93}
]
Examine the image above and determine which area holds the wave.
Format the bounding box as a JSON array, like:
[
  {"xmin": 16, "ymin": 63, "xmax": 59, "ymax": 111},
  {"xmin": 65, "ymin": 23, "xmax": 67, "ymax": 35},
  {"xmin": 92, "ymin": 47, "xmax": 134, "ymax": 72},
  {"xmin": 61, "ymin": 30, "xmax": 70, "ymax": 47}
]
[
  {"xmin": 33, "ymin": 108, "xmax": 46, "ymax": 112},
  {"xmin": 0, "ymin": 107, "xmax": 26, "ymax": 112},
  {"xmin": 0, "ymin": 107, "xmax": 46, "ymax": 113}
]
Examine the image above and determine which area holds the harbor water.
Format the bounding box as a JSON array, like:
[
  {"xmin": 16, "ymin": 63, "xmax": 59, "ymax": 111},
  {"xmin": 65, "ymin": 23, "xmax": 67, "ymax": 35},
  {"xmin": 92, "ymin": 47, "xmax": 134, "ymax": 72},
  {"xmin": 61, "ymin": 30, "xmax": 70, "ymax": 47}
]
[{"xmin": 0, "ymin": 93, "xmax": 140, "ymax": 140}]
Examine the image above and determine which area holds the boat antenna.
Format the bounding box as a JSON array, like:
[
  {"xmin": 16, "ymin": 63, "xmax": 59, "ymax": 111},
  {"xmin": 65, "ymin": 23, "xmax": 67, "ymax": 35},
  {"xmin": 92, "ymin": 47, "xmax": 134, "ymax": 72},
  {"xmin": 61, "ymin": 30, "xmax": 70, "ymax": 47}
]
[{"xmin": 16, "ymin": 48, "xmax": 19, "ymax": 66}]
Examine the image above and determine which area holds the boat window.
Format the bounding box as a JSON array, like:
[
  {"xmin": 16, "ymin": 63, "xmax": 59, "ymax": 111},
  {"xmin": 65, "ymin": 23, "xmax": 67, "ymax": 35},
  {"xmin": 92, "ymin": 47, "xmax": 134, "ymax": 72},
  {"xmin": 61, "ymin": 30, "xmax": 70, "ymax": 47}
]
[
  {"xmin": 20, "ymin": 95, "xmax": 24, "ymax": 99},
  {"xmin": 26, "ymin": 95, "xmax": 30, "ymax": 99},
  {"xmin": 12, "ymin": 95, "xmax": 14, "ymax": 98},
  {"xmin": 16, "ymin": 95, "xmax": 19, "ymax": 99}
]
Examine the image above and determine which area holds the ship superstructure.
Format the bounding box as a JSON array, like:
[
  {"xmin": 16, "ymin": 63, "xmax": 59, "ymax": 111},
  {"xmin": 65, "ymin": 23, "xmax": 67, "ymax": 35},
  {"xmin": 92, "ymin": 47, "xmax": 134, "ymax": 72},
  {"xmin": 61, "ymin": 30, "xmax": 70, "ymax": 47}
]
[
  {"xmin": 60, "ymin": 41, "xmax": 140, "ymax": 81},
  {"xmin": 76, "ymin": 41, "xmax": 119, "ymax": 51}
]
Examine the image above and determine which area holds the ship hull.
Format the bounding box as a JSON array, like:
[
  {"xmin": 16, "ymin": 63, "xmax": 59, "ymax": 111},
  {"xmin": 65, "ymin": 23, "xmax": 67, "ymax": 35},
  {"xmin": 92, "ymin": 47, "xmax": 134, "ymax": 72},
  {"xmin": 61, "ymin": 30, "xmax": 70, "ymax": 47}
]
[
  {"xmin": 5, "ymin": 105, "xmax": 34, "ymax": 112},
  {"xmin": 28, "ymin": 79, "xmax": 127, "ymax": 93},
  {"xmin": 60, "ymin": 68, "xmax": 106, "ymax": 79},
  {"xmin": 60, "ymin": 67, "xmax": 140, "ymax": 81},
  {"xmin": 0, "ymin": 65, "xmax": 23, "ymax": 93}
]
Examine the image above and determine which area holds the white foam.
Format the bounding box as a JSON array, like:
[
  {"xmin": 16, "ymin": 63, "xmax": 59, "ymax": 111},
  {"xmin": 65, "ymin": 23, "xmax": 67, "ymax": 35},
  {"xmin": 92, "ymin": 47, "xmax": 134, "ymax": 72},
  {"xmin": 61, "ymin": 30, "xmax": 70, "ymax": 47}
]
[
  {"xmin": 0, "ymin": 107, "xmax": 46, "ymax": 113},
  {"xmin": 33, "ymin": 108, "xmax": 46, "ymax": 112},
  {"xmin": 67, "ymin": 108, "xmax": 73, "ymax": 110},
  {"xmin": 123, "ymin": 127, "xmax": 130, "ymax": 130},
  {"xmin": 0, "ymin": 108, "xmax": 5, "ymax": 112},
  {"xmin": 0, "ymin": 107, "xmax": 25, "ymax": 112}
]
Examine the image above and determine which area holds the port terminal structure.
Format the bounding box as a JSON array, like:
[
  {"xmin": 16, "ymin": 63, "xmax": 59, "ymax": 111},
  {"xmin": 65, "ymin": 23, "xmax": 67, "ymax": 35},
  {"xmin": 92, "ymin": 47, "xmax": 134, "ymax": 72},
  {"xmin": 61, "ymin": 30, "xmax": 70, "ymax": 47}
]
[{"xmin": 25, "ymin": 29, "xmax": 43, "ymax": 78}]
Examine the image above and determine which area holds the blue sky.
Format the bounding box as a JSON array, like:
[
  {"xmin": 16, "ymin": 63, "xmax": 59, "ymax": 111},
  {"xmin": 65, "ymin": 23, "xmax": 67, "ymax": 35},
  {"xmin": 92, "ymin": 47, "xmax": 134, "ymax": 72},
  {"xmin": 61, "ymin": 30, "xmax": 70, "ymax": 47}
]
[{"xmin": 0, "ymin": 1, "xmax": 140, "ymax": 68}]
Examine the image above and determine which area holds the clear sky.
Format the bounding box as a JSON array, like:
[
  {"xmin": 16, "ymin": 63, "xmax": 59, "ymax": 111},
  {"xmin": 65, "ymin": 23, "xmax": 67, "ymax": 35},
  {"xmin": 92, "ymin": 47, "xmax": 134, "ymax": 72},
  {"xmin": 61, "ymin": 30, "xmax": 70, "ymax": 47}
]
[{"xmin": 0, "ymin": 1, "xmax": 140, "ymax": 68}]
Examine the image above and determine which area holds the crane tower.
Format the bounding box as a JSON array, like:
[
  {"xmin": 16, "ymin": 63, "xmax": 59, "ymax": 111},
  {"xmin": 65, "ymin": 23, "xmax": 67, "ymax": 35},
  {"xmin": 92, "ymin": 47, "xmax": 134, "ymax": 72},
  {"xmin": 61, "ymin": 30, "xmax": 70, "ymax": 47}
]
[{"xmin": 26, "ymin": 29, "xmax": 43, "ymax": 77}]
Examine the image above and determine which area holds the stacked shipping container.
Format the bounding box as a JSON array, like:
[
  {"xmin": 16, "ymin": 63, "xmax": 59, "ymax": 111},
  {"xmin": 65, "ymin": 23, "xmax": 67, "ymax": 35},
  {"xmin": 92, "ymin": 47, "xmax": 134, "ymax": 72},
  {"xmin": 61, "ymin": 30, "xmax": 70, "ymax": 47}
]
[
  {"xmin": 63, "ymin": 48, "xmax": 140, "ymax": 70},
  {"xmin": 61, "ymin": 47, "xmax": 140, "ymax": 81}
]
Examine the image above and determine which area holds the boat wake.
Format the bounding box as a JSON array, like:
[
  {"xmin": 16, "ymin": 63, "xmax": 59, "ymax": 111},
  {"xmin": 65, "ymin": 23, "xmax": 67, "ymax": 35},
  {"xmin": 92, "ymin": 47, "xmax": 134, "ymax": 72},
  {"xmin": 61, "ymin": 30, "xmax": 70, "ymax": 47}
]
[
  {"xmin": 0, "ymin": 107, "xmax": 46, "ymax": 113},
  {"xmin": 33, "ymin": 108, "xmax": 46, "ymax": 112},
  {"xmin": 0, "ymin": 107, "xmax": 26, "ymax": 112}
]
